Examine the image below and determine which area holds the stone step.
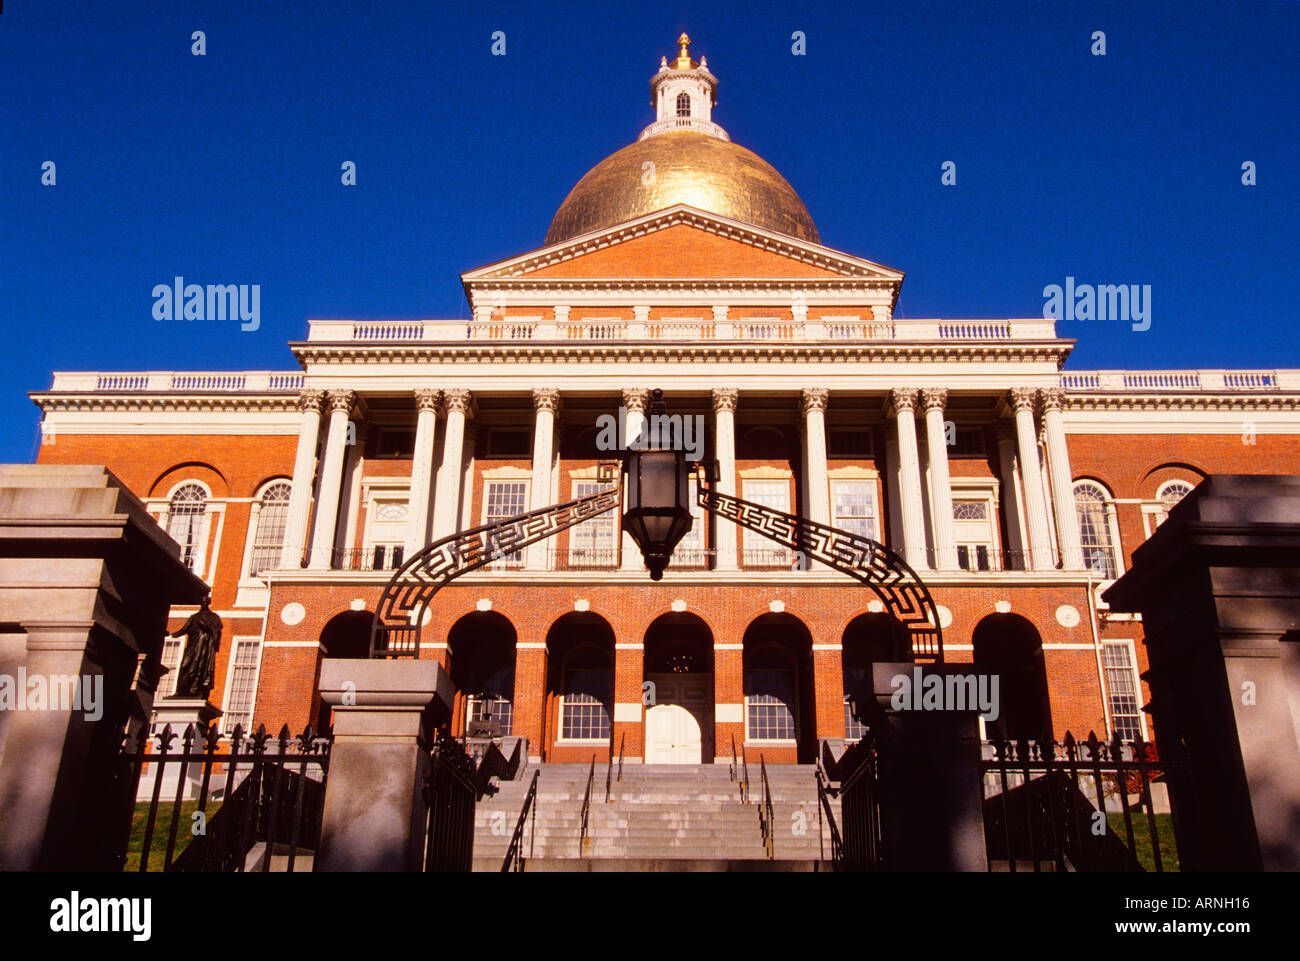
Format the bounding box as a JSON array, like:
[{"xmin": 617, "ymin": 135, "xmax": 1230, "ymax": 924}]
[{"xmin": 474, "ymin": 857, "xmax": 822, "ymax": 873}]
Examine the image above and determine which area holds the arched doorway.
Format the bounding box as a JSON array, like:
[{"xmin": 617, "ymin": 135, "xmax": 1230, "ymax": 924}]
[
  {"xmin": 448, "ymin": 611, "xmax": 517, "ymax": 737},
  {"xmin": 972, "ymin": 613, "xmax": 1053, "ymax": 741},
  {"xmin": 315, "ymin": 610, "xmax": 373, "ymax": 730},
  {"xmin": 742, "ymin": 613, "xmax": 815, "ymax": 762},
  {"xmin": 643, "ymin": 613, "xmax": 715, "ymax": 763},
  {"xmin": 545, "ymin": 613, "xmax": 615, "ymax": 758},
  {"xmin": 841, "ymin": 612, "xmax": 910, "ymax": 740}
]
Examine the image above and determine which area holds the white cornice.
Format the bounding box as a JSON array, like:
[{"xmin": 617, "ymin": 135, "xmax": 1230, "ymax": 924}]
[{"xmin": 30, "ymin": 393, "xmax": 302, "ymax": 415}]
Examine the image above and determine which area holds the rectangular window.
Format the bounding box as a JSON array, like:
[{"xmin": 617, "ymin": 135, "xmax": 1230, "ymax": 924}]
[
  {"xmin": 843, "ymin": 667, "xmax": 867, "ymax": 741},
  {"xmin": 561, "ymin": 669, "xmax": 611, "ymax": 740},
  {"xmin": 568, "ymin": 480, "xmax": 617, "ymax": 568},
  {"xmin": 746, "ymin": 670, "xmax": 796, "ymax": 741},
  {"xmin": 670, "ymin": 474, "xmax": 706, "ymax": 567},
  {"xmin": 1103, "ymin": 641, "xmax": 1145, "ymax": 742},
  {"xmin": 830, "ymin": 481, "xmax": 877, "ymax": 544},
  {"xmin": 158, "ymin": 637, "xmax": 184, "ymax": 699},
  {"xmin": 483, "ymin": 481, "xmax": 528, "ymax": 567},
  {"xmin": 953, "ymin": 497, "xmax": 996, "ymax": 570},
  {"xmin": 222, "ymin": 639, "xmax": 262, "ymax": 735},
  {"xmin": 742, "ymin": 479, "xmax": 792, "ymax": 567}
]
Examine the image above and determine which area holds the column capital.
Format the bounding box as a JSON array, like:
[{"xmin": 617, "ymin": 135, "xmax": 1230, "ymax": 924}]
[
  {"xmin": 919, "ymin": 387, "xmax": 948, "ymax": 412},
  {"xmin": 443, "ymin": 388, "xmax": 472, "ymax": 413},
  {"xmin": 326, "ymin": 389, "xmax": 356, "ymax": 414},
  {"xmin": 800, "ymin": 387, "xmax": 829, "ymax": 415},
  {"xmin": 711, "ymin": 388, "xmax": 739, "ymax": 413},
  {"xmin": 1008, "ymin": 386, "xmax": 1038, "ymax": 413},
  {"xmin": 1038, "ymin": 387, "xmax": 1067, "ymax": 413},
  {"xmin": 620, "ymin": 388, "xmax": 649, "ymax": 412},
  {"xmin": 533, "ymin": 387, "xmax": 561, "ymax": 412},
  {"xmin": 414, "ymin": 388, "xmax": 442, "ymax": 413},
  {"xmin": 296, "ymin": 389, "xmax": 326, "ymax": 413},
  {"xmin": 888, "ymin": 388, "xmax": 919, "ymax": 416}
]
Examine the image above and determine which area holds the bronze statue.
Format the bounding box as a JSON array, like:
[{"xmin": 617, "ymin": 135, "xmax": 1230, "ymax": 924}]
[{"xmin": 167, "ymin": 595, "xmax": 223, "ymax": 699}]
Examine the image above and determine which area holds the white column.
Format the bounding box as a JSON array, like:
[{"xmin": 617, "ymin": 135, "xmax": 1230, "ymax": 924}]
[
  {"xmin": 341, "ymin": 421, "xmax": 367, "ymax": 554},
  {"xmin": 801, "ymin": 388, "xmax": 830, "ymax": 571},
  {"xmin": 1010, "ymin": 387, "xmax": 1055, "ymax": 569},
  {"xmin": 620, "ymin": 388, "xmax": 648, "ymax": 570},
  {"xmin": 281, "ymin": 389, "xmax": 325, "ymax": 569},
  {"xmin": 890, "ymin": 389, "xmax": 929, "ymax": 570},
  {"xmin": 712, "ymin": 388, "xmax": 739, "ymax": 571},
  {"xmin": 1040, "ymin": 388, "xmax": 1084, "ymax": 569},
  {"xmin": 404, "ymin": 388, "xmax": 441, "ymax": 557},
  {"xmin": 992, "ymin": 419, "xmax": 1027, "ymax": 569},
  {"xmin": 309, "ymin": 390, "xmax": 355, "ymax": 569},
  {"xmin": 527, "ymin": 388, "xmax": 560, "ymax": 570},
  {"xmin": 432, "ymin": 388, "xmax": 471, "ymax": 540},
  {"xmin": 921, "ymin": 388, "xmax": 958, "ymax": 570}
]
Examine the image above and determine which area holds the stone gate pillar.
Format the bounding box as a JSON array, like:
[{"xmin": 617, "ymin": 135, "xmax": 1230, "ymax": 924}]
[{"xmin": 1103, "ymin": 475, "xmax": 1300, "ymax": 871}]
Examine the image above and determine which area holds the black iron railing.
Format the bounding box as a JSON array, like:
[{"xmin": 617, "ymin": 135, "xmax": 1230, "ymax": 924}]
[
  {"xmin": 758, "ymin": 755, "xmax": 775, "ymax": 859},
  {"xmin": 502, "ymin": 770, "xmax": 539, "ymax": 873},
  {"xmin": 980, "ymin": 731, "xmax": 1176, "ymax": 872},
  {"xmin": 605, "ymin": 733, "xmax": 625, "ymax": 802},
  {"xmin": 815, "ymin": 764, "xmax": 844, "ymax": 865},
  {"xmin": 423, "ymin": 732, "xmax": 478, "ymax": 872},
  {"xmin": 117, "ymin": 722, "xmax": 332, "ymax": 872},
  {"xmin": 836, "ymin": 733, "xmax": 885, "ymax": 871},
  {"xmin": 578, "ymin": 755, "xmax": 596, "ymax": 855}
]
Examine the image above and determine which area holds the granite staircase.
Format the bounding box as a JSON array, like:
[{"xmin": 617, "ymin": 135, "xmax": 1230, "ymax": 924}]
[{"xmin": 472, "ymin": 761, "xmax": 838, "ymax": 872}]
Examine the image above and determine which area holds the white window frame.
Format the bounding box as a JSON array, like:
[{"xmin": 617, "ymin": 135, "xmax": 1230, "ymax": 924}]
[
  {"xmin": 557, "ymin": 666, "xmax": 612, "ymax": 744},
  {"xmin": 1101, "ymin": 639, "xmax": 1147, "ymax": 741},
  {"xmin": 745, "ymin": 667, "xmax": 798, "ymax": 745},
  {"xmin": 568, "ymin": 479, "xmax": 617, "ymax": 568},
  {"xmin": 948, "ymin": 478, "xmax": 1002, "ymax": 570},
  {"xmin": 1074, "ymin": 479, "xmax": 1124, "ymax": 580},
  {"xmin": 742, "ymin": 477, "xmax": 793, "ymax": 567},
  {"xmin": 481, "ymin": 478, "xmax": 530, "ymax": 569},
  {"xmin": 670, "ymin": 473, "xmax": 707, "ymax": 567},
  {"xmin": 360, "ymin": 478, "xmax": 413, "ymax": 570},
  {"xmin": 219, "ymin": 636, "xmax": 264, "ymax": 736},
  {"xmin": 238, "ymin": 478, "xmax": 293, "ymax": 585},
  {"xmin": 157, "ymin": 636, "xmax": 186, "ymax": 700},
  {"xmin": 1141, "ymin": 478, "xmax": 1196, "ymax": 538},
  {"xmin": 161, "ymin": 480, "xmax": 220, "ymax": 583},
  {"xmin": 829, "ymin": 478, "xmax": 880, "ymax": 544}
]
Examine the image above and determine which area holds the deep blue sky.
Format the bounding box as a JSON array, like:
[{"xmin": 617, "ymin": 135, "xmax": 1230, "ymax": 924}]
[{"xmin": 3, "ymin": 0, "xmax": 1297, "ymax": 463}]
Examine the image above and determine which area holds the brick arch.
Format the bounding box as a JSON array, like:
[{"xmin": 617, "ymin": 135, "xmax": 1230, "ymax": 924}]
[
  {"xmin": 1139, "ymin": 461, "xmax": 1208, "ymax": 490},
  {"xmin": 634, "ymin": 604, "xmax": 724, "ymax": 645},
  {"xmin": 250, "ymin": 474, "xmax": 293, "ymax": 499},
  {"xmin": 150, "ymin": 461, "xmax": 230, "ymax": 499},
  {"xmin": 737, "ymin": 604, "xmax": 815, "ymax": 642},
  {"xmin": 540, "ymin": 606, "xmax": 616, "ymax": 649}
]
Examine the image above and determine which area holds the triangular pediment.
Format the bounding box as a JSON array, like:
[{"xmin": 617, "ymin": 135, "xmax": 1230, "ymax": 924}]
[{"xmin": 462, "ymin": 206, "xmax": 904, "ymax": 283}]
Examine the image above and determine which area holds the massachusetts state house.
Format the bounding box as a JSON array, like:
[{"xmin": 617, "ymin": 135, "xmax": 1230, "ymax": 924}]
[{"xmin": 32, "ymin": 37, "xmax": 1300, "ymax": 765}]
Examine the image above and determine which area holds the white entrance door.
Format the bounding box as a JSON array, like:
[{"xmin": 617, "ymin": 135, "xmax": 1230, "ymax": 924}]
[{"xmin": 644, "ymin": 673, "xmax": 713, "ymax": 763}]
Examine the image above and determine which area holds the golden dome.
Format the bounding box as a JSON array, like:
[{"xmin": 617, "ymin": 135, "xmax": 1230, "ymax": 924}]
[{"xmin": 545, "ymin": 131, "xmax": 821, "ymax": 246}]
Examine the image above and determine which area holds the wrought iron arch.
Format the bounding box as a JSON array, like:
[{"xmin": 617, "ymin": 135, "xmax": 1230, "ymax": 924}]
[{"xmin": 371, "ymin": 462, "xmax": 943, "ymax": 661}]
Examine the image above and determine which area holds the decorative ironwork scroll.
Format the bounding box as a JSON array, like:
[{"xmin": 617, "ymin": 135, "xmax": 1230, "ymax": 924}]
[
  {"xmin": 370, "ymin": 462, "xmax": 620, "ymax": 657},
  {"xmin": 697, "ymin": 484, "xmax": 944, "ymax": 661}
]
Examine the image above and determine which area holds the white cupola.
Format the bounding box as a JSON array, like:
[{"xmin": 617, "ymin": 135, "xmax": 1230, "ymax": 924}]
[{"xmin": 638, "ymin": 34, "xmax": 729, "ymax": 142}]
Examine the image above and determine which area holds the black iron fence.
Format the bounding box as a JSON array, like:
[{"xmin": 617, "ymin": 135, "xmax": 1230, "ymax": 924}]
[
  {"xmin": 116, "ymin": 722, "xmax": 332, "ymax": 872},
  {"xmin": 502, "ymin": 770, "xmax": 539, "ymax": 872},
  {"xmin": 424, "ymin": 732, "xmax": 479, "ymax": 871},
  {"xmin": 981, "ymin": 731, "xmax": 1177, "ymax": 872},
  {"xmin": 831, "ymin": 734, "xmax": 886, "ymax": 871}
]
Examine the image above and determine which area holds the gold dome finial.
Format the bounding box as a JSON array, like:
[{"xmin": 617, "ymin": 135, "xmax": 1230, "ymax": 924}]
[{"xmin": 675, "ymin": 33, "xmax": 692, "ymax": 68}]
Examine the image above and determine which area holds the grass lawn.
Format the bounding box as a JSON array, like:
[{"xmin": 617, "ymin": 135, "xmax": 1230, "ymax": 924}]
[
  {"xmin": 124, "ymin": 800, "xmax": 222, "ymax": 872},
  {"xmin": 1107, "ymin": 812, "xmax": 1179, "ymax": 872}
]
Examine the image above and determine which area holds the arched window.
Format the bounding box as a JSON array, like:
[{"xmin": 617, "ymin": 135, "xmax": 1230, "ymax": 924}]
[
  {"xmin": 248, "ymin": 481, "xmax": 291, "ymax": 576},
  {"xmin": 676, "ymin": 92, "xmax": 691, "ymax": 117},
  {"xmin": 1074, "ymin": 481, "xmax": 1117, "ymax": 578},
  {"xmin": 166, "ymin": 483, "xmax": 208, "ymax": 572},
  {"xmin": 1152, "ymin": 479, "xmax": 1195, "ymax": 529}
]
